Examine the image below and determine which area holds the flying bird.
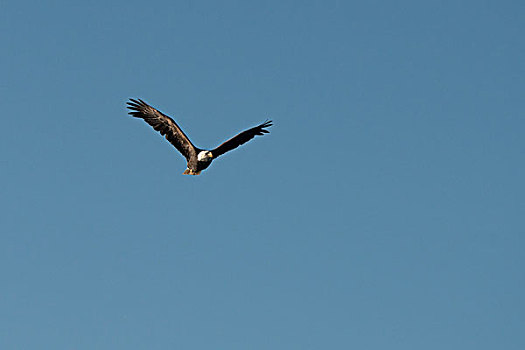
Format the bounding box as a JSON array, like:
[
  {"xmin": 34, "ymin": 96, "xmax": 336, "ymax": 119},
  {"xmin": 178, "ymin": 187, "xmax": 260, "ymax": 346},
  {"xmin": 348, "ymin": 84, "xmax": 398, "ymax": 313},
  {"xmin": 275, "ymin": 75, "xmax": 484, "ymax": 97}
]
[{"xmin": 126, "ymin": 99, "xmax": 273, "ymax": 175}]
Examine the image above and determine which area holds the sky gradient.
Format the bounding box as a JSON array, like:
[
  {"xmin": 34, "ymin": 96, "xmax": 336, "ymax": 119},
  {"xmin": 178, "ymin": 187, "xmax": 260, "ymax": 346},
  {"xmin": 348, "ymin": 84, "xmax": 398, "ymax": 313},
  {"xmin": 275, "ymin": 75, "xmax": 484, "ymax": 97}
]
[{"xmin": 1, "ymin": 1, "xmax": 524, "ymax": 349}]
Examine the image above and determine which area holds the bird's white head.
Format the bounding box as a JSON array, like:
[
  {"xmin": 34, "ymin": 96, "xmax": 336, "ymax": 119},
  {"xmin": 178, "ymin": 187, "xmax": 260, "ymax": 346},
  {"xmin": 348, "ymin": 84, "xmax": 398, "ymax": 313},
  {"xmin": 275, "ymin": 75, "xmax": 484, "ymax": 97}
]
[{"xmin": 197, "ymin": 150, "xmax": 214, "ymax": 162}]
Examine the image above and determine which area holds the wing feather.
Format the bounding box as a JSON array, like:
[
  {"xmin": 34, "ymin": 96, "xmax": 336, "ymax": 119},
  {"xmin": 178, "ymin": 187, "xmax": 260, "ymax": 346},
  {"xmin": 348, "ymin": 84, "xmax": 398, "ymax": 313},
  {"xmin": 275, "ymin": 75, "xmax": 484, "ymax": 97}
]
[
  {"xmin": 211, "ymin": 120, "xmax": 273, "ymax": 158},
  {"xmin": 127, "ymin": 99, "xmax": 196, "ymax": 160}
]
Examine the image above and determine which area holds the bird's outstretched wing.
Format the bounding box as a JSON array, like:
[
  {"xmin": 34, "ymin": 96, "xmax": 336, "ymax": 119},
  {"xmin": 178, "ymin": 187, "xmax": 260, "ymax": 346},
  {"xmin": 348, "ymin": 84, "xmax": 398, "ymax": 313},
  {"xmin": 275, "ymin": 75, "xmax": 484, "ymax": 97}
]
[
  {"xmin": 127, "ymin": 99, "xmax": 196, "ymax": 161},
  {"xmin": 211, "ymin": 120, "xmax": 273, "ymax": 158}
]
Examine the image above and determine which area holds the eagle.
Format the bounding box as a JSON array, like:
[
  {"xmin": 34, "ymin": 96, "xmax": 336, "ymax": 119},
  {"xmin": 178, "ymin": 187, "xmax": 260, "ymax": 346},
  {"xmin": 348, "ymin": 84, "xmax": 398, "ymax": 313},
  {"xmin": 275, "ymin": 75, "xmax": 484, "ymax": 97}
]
[{"xmin": 127, "ymin": 98, "xmax": 273, "ymax": 175}]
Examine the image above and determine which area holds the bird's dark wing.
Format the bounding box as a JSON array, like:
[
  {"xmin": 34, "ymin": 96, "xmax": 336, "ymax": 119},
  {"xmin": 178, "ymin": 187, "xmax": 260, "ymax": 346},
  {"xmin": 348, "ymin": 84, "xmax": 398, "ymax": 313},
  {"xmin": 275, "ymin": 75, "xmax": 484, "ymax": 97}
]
[
  {"xmin": 211, "ymin": 120, "xmax": 272, "ymax": 158},
  {"xmin": 127, "ymin": 99, "xmax": 196, "ymax": 161}
]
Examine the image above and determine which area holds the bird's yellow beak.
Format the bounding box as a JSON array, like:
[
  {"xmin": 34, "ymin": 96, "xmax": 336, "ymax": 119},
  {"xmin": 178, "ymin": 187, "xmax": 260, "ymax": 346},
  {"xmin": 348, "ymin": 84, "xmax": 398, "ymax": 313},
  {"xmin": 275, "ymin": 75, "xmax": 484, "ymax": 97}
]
[{"xmin": 209, "ymin": 152, "xmax": 214, "ymax": 158}]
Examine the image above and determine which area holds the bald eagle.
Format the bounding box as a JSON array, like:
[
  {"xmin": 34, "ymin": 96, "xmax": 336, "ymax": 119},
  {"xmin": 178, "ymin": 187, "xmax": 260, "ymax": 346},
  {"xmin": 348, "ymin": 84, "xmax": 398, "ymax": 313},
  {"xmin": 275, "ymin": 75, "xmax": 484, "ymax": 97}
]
[{"xmin": 127, "ymin": 99, "xmax": 272, "ymax": 175}]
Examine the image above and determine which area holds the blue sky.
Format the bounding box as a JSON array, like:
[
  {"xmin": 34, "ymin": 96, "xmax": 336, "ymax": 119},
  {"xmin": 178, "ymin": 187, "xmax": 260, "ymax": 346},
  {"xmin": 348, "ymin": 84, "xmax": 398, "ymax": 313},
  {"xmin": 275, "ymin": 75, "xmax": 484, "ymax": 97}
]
[{"xmin": 1, "ymin": 0, "xmax": 524, "ymax": 348}]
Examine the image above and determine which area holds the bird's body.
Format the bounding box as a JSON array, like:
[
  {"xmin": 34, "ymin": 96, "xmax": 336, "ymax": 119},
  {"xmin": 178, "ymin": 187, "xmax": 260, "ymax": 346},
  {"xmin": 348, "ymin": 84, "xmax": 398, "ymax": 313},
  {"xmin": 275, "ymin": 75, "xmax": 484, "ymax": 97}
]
[
  {"xmin": 126, "ymin": 99, "xmax": 272, "ymax": 175},
  {"xmin": 184, "ymin": 150, "xmax": 213, "ymax": 175}
]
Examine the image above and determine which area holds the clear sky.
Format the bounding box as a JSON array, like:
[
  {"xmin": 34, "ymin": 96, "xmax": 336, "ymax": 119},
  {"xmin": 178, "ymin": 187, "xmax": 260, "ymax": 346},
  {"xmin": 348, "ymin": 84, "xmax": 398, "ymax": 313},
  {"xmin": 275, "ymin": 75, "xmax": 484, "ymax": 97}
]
[{"xmin": 1, "ymin": 0, "xmax": 524, "ymax": 349}]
